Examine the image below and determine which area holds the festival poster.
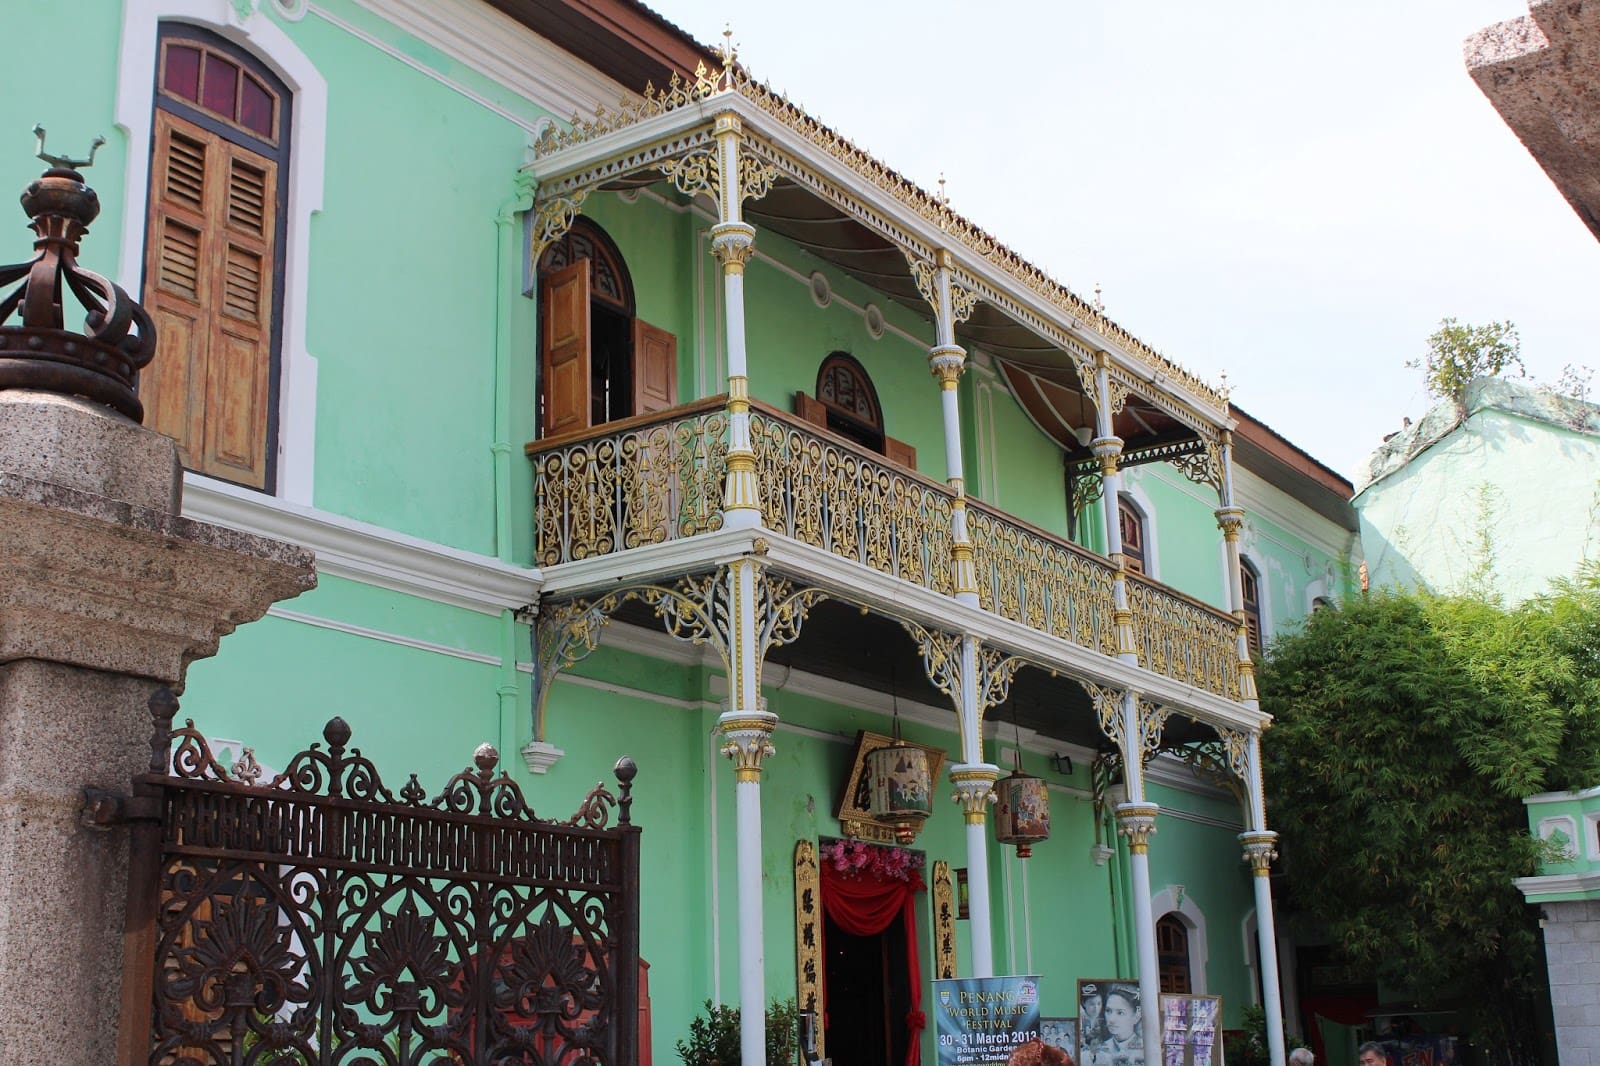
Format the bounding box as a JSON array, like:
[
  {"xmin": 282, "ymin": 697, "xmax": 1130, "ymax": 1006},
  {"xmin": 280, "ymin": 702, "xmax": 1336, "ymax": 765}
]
[{"xmin": 933, "ymin": 975, "xmax": 1043, "ymax": 1066}]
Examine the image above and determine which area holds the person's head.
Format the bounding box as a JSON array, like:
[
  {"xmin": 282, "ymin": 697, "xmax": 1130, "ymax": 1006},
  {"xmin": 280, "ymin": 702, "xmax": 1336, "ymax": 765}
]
[
  {"xmin": 1103, "ymin": 987, "xmax": 1141, "ymax": 1041},
  {"xmin": 1289, "ymin": 1049, "xmax": 1315, "ymax": 1066},
  {"xmin": 1081, "ymin": 985, "xmax": 1103, "ymax": 1024},
  {"xmin": 1357, "ymin": 1042, "xmax": 1386, "ymax": 1066}
]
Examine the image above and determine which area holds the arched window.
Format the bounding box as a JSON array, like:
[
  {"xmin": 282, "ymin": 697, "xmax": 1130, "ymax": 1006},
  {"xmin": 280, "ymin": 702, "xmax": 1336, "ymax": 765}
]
[
  {"xmin": 1157, "ymin": 914, "xmax": 1192, "ymax": 994},
  {"xmin": 537, "ymin": 218, "xmax": 676, "ymax": 437},
  {"xmin": 140, "ymin": 24, "xmax": 290, "ymax": 491},
  {"xmin": 1118, "ymin": 496, "xmax": 1147, "ymax": 574},
  {"xmin": 1241, "ymin": 559, "xmax": 1264, "ymax": 655},
  {"xmin": 794, "ymin": 352, "xmax": 916, "ymax": 468}
]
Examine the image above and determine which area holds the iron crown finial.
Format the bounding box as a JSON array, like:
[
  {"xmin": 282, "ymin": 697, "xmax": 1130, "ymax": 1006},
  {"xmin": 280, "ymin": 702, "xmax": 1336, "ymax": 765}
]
[{"xmin": 33, "ymin": 125, "xmax": 106, "ymax": 173}]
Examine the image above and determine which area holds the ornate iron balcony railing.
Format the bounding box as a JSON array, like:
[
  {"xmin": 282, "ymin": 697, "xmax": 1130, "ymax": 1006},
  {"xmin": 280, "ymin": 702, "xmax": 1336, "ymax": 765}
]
[{"xmin": 528, "ymin": 399, "xmax": 1240, "ymax": 699}]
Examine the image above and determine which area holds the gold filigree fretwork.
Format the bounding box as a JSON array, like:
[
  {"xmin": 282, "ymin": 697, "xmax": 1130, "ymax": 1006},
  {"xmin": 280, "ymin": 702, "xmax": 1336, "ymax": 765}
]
[
  {"xmin": 657, "ymin": 145, "xmax": 719, "ymax": 199},
  {"xmin": 750, "ymin": 409, "xmax": 956, "ymax": 594},
  {"xmin": 949, "ymin": 282, "xmax": 978, "ymax": 324},
  {"xmin": 1125, "ymin": 573, "xmax": 1241, "ymax": 700},
  {"xmin": 1071, "ymin": 472, "xmax": 1105, "ymax": 516},
  {"xmin": 907, "ymin": 254, "xmax": 936, "ymax": 311},
  {"xmin": 931, "ymin": 861, "xmax": 957, "ymax": 979},
  {"xmin": 969, "ymin": 504, "xmax": 1120, "ymax": 658},
  {"xmin": 528, "ymin": 189, "xmax": 590, "ymax": 265},
  {"xmin": 1171, "ymin": 440, "xmax": 1224, "ymax": 493},
  {"xmin": 1080, "ymin": 685, "xmax": 1167, "ymax": 767},
  {"xmin": 738, "ymin": 151, "xmax": 778, "ymax": 204},
  {"xmin": 529, "ymin": 403, "xmax": 730, "ymax": 566},
  {"xmin": 795, "ymin": 840, "xmax": 823, "ymax": 1056},
  {"xmin": 899, "ymin": 623, "xmax": 1025, "ymax": 723},
  {"xmin": 531, "ymin": 600, "xmax": 612, "ymax": 740},
  {"xmin": 551, "ymin": 567, "xmax": 825, "ymax": 701}
]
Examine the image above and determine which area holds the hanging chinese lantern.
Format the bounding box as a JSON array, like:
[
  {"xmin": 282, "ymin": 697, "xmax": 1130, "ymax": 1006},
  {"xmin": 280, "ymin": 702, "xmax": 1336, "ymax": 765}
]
[
  {"xmin": 995, "ymin": 704, "xmax": 1050, "ymax": 857},
  {"xmin": 868, "ymin": 739, "xmax": 932, "ymax": 845},
  {"xmin": 993, "ymin": 762, "xmax": 1051, "ymax": 857}
]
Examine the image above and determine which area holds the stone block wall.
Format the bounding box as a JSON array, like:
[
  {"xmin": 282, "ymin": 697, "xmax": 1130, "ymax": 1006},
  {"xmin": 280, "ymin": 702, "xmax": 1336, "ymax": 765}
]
[{"xmin": 1544, "ymin": 899, "xmax": 1600, "ymax": 1066}]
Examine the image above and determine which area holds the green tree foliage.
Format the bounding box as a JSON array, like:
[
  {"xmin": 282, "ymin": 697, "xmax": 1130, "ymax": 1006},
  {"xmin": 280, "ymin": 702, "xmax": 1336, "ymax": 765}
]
[
  {"xmin": 1407, "ymin": 318, "xmax": 1523, "ymax": 413},
  {"xmin": 1259, "ymin": 570, "xmax": 1600, "ymax": 1059}
]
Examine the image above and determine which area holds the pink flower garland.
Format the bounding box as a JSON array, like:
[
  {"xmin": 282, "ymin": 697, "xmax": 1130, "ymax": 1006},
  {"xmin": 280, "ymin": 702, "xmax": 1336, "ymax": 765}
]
[{"xmin": 820, "ymin": 838, "xmax": 925, "ymax": 882}]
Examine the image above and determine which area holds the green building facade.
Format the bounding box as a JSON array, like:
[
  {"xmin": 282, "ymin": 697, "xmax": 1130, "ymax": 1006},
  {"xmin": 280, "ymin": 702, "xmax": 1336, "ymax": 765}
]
[{"xmin": 2, "ymin": 1, "xmax": 1355, "ymax": 1062}]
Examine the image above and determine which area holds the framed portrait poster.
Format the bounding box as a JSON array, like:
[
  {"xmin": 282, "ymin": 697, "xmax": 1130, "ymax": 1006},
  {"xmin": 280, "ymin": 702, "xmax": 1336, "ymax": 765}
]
[
  {"xmin": 1159, "ymin": 994, "xmax": 1222, "ymax": 1066},
  {"xmin": 1077, "ymin": 979, "xmax": 1144, "ymax": 1066},
  {"xmin": 1040, "ymin": 1017, "xmax": 1077, "ymax": 1057}
]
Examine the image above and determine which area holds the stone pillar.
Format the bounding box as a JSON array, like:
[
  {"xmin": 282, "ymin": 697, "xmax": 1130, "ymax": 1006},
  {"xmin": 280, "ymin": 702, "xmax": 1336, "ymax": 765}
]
[
  {"xmin": 0, "ymin": 391, "xmax": 315, "ymax": 1063},
  {"xmin": 1538, "ymin": 900, "xmax": 1600, "ymax": 1065},
  {"xmin": 0, "ymin": 158, "xmax": 316, "ymax": 1063},
  {"xmin": 951, "ymin": 764, "xmax": 1000, "ymax": 976}
]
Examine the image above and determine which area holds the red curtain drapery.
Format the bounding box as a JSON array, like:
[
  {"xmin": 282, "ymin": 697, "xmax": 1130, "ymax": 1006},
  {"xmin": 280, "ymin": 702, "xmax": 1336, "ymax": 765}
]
[{"xmin": 819, "ymin": 862, "xmax": 925, "ymax": 1066}]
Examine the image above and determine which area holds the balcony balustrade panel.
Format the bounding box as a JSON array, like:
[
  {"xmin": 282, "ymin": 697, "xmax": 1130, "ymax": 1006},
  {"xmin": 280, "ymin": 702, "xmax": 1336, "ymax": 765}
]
[{"xmin": 529, "ymin": 399, "xmax": 1239, "ymax": 699}]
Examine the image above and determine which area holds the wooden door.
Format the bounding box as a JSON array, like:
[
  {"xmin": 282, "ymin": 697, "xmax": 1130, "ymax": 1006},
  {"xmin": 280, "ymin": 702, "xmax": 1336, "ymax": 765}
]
[
  {"xmin": 541, "ymin": 259, "xmax": 591, "ymax": 437},
  {"xmin": 631, "ymin": 319, "xmax": 677, "ymax": 415}
]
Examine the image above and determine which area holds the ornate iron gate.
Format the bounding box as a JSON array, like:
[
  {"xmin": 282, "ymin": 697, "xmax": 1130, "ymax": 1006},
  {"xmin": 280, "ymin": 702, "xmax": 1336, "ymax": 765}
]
[{"xmin": 113, "ymin": 693, "xmax": 640, "ymax": 1066}]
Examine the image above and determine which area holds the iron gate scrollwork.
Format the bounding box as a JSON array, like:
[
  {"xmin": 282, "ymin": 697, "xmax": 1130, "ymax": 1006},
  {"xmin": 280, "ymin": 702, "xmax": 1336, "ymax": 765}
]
[{"xmin": 119, "ymin": 696, "xmax": 641, "ymax": 1066}]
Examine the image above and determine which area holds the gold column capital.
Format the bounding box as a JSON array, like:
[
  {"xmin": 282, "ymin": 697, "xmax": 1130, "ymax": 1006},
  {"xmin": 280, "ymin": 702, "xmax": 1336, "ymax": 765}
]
[
  {"xmin": 710, "ymin": 223, "xmax": 756, "ymax": 275},
  {"xmin": 713, "ymin": 110, "xmax": 743, "ymax": 136},
  {"xmin": 1115, "ymin": 801, "xmax": 1160, "ymax": 854},
  {"xmin": 1215, "ymin": 506, "xmax": 1246, "ymax": 539},
  {"xmin": 949, "ymin": 765, "xmax": 999, "ymax": 825},
  {"xmin": 1091, "ymin": 435, "xmax": 1123, "ymax": 477},
  {"xmin": 1239, "ymin": 829, "xmax": 1278, "ymax": 876},
  {"xmin": 929, "ymin": 345, "xmax": 966, "ymax": 390},
  {"xmin": 719, "ymin": 707, "xmax": 777, "ymax": 783}
]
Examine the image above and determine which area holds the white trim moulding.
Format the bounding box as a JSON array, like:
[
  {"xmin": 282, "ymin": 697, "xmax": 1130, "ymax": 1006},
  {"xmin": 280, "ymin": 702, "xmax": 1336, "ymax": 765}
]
[{"xmin": 184, "ymin": 474, "xmax": 541, "ymax": 614}]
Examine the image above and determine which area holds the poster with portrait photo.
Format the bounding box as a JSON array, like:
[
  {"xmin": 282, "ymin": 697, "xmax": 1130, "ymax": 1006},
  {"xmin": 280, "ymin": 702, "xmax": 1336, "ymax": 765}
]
[
  {"xmin": 1040, "ymin": 1018, "xmax": 1076, "ymax": 1057},
  {"xmin": 1077, "ymin": 980, "xmax": 1144, "ymax": 1066}
]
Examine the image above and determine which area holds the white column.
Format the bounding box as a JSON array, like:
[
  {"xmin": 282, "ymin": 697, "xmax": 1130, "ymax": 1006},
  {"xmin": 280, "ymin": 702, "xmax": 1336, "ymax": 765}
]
[
  {"xmin": 951, "ymin": 764, "xmax": 999, "ymax": 976},
  {"xmin": 710, "ymin": 111, "xmax": 760, "ymax": 528},
  {"xmin": 1215, "ymin": 432, "xmax": 1257, "ymax": 702},
  {"xmin": 717, "ymin": 559, "xmax": 772, "ymax": 1066},
  {"xmin": 1115, "ymin": 691, "xmax": 1162, "ymax": 1058},
  {"xmin": 928, "ymin": 250, "xmax": 979, "ymax": 607},
  {"xmin": 1090, "ymin": 357, "xmax": 1137, "ymax": 663},
  {"xmin": 950, "ymin": 635, "xmax": 998, "ymax": 975},
  {"xmin": 1241, "ymin": 733, "xmax": 1287, "ymax": 1066}
]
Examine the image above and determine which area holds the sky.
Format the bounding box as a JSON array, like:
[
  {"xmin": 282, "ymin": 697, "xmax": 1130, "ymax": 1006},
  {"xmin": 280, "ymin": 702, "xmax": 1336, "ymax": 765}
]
[{"xmin": 647, "ymin": 0, "xmax": 1600, "ymax": 481}]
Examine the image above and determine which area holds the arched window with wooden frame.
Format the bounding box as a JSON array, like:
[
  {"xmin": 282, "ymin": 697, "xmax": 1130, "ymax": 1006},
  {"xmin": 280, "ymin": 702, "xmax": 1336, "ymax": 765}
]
[
  {"xmin": 536, "ymin": 217, "xmax": 676, "ymax": 438},
  {"xmin": 793, "ymin": 352, "xmax": 916, "ymax": 468},
  {"xmin": 140, "ymin": 24, "xmax": 291, "ymax": 491},
  {"xmin": 1118, "ymin": 495, "xmax": 1148, "ymax": 574},
  {"xmin": 1241, "ymin": 558, "xmax": 1264, "ymax": 656},
  {"xmin": 1156, "ymin": 913, "xmax": 1193, "ymax": 994}
]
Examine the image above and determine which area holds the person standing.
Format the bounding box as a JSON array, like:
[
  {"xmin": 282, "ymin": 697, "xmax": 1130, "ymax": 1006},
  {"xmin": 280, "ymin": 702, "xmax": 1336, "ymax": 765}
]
[{"xmin": 1357, "ymin": 1042, "xmax": 1387, "ymax": 1066}]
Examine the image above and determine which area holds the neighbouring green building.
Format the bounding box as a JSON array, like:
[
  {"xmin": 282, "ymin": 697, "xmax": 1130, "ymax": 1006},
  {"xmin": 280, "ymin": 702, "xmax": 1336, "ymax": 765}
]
[{"xmin": 0, "ymin": 1, "xmax": 1358, "ymax": 1063}]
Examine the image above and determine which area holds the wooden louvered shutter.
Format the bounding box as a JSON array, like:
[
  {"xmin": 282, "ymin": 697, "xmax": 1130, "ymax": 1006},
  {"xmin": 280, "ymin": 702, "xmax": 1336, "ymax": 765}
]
[
  {"xmin": 631, "ymin": 319, "xmax": 677, "ymax": 416},
  {"xmin": 541, "ymin": 260, "xmax": 591, "ymax": 438},
  {"xmin": 141, "ymin": 110, "xmax": 277, "ymax": 489}
]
